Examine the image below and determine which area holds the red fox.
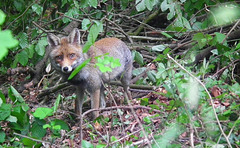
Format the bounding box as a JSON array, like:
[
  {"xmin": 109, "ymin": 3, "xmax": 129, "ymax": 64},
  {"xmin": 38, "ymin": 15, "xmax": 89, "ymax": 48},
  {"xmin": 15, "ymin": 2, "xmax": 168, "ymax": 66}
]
[{"xmin": 47, "ymin": 28, "xmax": 132, "ymax": 118}]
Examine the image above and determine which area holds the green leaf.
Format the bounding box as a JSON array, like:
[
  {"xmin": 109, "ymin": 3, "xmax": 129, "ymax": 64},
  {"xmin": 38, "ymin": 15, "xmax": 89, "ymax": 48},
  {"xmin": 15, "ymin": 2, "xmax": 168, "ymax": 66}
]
[
  {"xmin": 82, "ymin": 19, "xmax": 91, "ymax": 30},
  {"xmin": 132, "ymin": 67, "xmax": 146, "ymax": 76},
  {"xmin": 88, "ymin": 23, "xmax": 102, "ymax": 43},
  {"xmin": 143, "ymin": 116, "xmax": 151, "ymax": 124},
  {"xmin": 96, "ymin": 63, "xmax": 112, "ymax": 73},
  {"xmin": 18, "ymin": 32, "xmax": 28, "ymax": 49},
  {"xmin": 83, "ymin": 41, "xmax": 93, "ymax": 53},
  {"xmin": 110, "ymin": 58, "xmax": 121, "ymax": 68},
  {"xmin": 51, "ymin": 119, "xmax": 70, "ymax": 135},
  {"xmin": 229, "ymin": 83, "xmax": 240, "ymax": 95},
  {"xmin": 0, "ymin": 30, "xmax": 19, "ymax": 60},
  {"xmin": 31, "ymin": 120, "xmax": 47, "ymax": 139},
  {"xmin": 17, "ymin": 50, "xmax": 28, "ymax": 66},
  {"xmin": 0, "ymin": 10, "xmax": 6, "ymax": 25},
  {"xmin": 140, "ymin": 98, "xmax": 149, "ymax": 106},
  {"xmin": 145, "ymin": 0, "xmax": 155, "ymax": 11},
  {"xmin": 167, "ymin": 4, "xmax": 175, "ymax": 20},
  {"xmin": 89, "ymin": 0, "xmax": 98, "ymax": 8},
  {"xmin": 53, "ymin": 95, "xmax": 61, "ymax": 113},
  {"xmin": 152, "ymin": 45, "xmax": 166, "ymax": 52},
  {"xmin": 181, "ymin": 17, "xmax": 191, "ymax": 29},
  {"xmin": 22, "ymin": 138, "xmax": 36, "ymax": 147},
  {"xmin": 35, "ymin": 37, "xmax": 47, "ymax": 56},
  {"xmin": 235, "ymin": 42, "xmax": 240, "ymax": 50},
  {"xmin": 147, "ymin": 70, "xmax": 156, "ymax": 83},
  {"xmin": 82, "ymin": 140, "xmax": 94, "ymax": 148},
  {"xmin": 192, "ymin": 33, "xmax": 206, "ymax": 48},
  {"xmin": 68, "ymin": 58, "xmax": 91, "ymax": 80},
  {"xmin": 63, "ymin": 8, "xmax": 79, "ymax": 23},
  {"xmin": 32, "ymin": 4, "xmax": 43, "ymax": 15},
  {"xmin": 26, "ymin": 44, "xmax": 35, "ymax": 58},
  {"xmin": 0, "ymin": 91, "xmax": 6, "ymax": 104},
  {"xmin": 0, "ymin": 130, "xmax": 6, "ymax": 143},
  {"xmin": 43, "ymin": 124, "xmax": 51, "ymax": 129},
  {"xmin": 6, "ymin": 115, "xmax": 17, "ymax": 122},
  {"xmin": 9, "ymin": 86, "xmax": 24, "ymax": 103},
  {"xmin": 136, "ymin": 0, "xmax": 146, "ymax": 12},
  {"xmin": 0, "ymin": 103, "xmax": 11, "ymax": 121},
  {"xmin": 161, "ymin": 0, "xmax": 169, "ymax": 12},
  {"xmin": 214, "ymin": 32, "xmax": 226, "ymax": 44},
  {"xmin": 33, "ymin": 107, "xmax": 54, "ymax": 119},
  {"xmin": 134, "ymin": 51, "xmax": 144, "ymax": 65},
  {"xmin": 161, "ymin": 32, "xmax": 173, "ymax": 38}
]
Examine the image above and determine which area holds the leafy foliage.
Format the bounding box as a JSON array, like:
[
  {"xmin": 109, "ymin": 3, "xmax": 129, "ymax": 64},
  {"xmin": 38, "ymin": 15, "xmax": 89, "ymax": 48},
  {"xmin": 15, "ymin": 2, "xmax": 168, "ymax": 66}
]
[
  {"xmin": 1, "ymin": 0, "xmax": 240, "ymax": 147},
  {"xmin": 0, "ymin": 10, "xmax": 18, "ymax": 60}
]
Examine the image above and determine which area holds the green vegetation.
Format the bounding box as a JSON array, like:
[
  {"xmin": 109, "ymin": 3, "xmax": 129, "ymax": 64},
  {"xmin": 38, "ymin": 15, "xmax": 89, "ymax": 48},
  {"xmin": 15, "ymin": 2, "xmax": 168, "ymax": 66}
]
[{"xmin": 0, "ymin": 0, "xmax": 240, "ymax": 147}]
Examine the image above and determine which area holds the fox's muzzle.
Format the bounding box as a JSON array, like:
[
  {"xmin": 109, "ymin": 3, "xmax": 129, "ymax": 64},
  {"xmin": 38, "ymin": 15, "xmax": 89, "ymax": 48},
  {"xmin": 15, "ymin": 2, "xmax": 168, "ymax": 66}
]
[{"xmin": 62, "ymin": 66, "xmax": 73, "ymax": 73}]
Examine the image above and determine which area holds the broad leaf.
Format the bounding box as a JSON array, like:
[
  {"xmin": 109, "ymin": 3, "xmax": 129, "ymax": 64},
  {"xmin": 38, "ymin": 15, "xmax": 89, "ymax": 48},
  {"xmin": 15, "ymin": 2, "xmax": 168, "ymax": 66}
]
[
  {"xmin": 35, "ymin": 37, "xmax": 47, "ymax": 56},
  {"xmin": 0, "ymin": 30, "xmax": 19, "ymax": 60},
  {"xmin": 33, "ymin": 107, "xmax": 54, "ymax": 119}
]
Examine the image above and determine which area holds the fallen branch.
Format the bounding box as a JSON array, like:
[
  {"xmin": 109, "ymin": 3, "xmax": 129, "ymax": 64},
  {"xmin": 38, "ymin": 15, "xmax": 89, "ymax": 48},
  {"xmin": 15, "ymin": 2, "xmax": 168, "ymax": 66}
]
[{"xmin": 81, "ymin": 105, "xmax": 162, "ymax": 118}]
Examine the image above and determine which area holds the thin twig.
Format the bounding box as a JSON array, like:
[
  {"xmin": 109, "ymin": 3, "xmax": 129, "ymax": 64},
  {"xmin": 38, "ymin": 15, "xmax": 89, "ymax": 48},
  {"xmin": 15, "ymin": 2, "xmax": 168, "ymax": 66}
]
[
  {"xmin": 222, "ymin": 19, "xmax": 240, "ymax": 43},
  {"xmin": 6, "ymin": 2, "xmax": 35, "ymax": 29},
  {"xmin": 81, "ymin": 105, "xmax": 162, "ymax": 118},
  {"xmin": 14, "ymin": 132, "xmax": 51, "ymax": 145},
  {"xmin": 167, "ymin": 54, "xmax": 232, "ymax": 148}
]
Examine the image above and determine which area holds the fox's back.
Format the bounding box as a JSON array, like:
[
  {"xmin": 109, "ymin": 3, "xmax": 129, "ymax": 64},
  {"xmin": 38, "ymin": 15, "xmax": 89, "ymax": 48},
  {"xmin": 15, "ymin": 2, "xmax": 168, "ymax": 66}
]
[{"xmin": 88, "ymin": 38, "xmax": 132, "ymax": 66}]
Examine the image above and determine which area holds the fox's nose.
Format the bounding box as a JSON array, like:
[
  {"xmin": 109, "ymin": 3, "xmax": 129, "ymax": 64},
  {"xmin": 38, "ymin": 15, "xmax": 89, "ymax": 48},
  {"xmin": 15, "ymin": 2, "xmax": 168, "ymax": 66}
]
[{"xmin": 63, "ymin": 67, "xmax": 69, "ymax": 72}]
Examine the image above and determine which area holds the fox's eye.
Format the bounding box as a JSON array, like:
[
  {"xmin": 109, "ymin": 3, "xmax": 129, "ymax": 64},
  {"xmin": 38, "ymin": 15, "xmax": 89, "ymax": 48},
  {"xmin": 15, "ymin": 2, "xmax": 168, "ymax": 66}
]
[
  {"xmin": 55, "ymin": 55, "xmax": 63, "ymax": 61},
  {"xmin": 69, "ymin": 53, "xmax": 75, "ymax": 59}
]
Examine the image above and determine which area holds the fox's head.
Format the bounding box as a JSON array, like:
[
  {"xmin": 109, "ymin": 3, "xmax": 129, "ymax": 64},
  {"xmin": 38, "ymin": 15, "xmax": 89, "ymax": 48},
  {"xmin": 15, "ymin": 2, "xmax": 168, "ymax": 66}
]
[{"xmin": 47, "ymin": 28, "xmax": 85, "ymax": 74}]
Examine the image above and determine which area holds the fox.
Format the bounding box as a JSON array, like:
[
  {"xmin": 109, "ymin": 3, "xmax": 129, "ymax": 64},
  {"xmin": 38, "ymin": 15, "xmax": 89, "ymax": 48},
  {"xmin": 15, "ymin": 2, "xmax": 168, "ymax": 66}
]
[{"xmin": 47, "ymin": 28, "xmax": 132, "ymax": 118}]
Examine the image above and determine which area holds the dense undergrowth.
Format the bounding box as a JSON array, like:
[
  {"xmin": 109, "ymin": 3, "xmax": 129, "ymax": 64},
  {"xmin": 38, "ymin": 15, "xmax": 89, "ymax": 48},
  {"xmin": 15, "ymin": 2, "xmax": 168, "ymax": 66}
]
[{"xmin": 0, "ymin": 0, "xmax": 240, "ymax": 147}]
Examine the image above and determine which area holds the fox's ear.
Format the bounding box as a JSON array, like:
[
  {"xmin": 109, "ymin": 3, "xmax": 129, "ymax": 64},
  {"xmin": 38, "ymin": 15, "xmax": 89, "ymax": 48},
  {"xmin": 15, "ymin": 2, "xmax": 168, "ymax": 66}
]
[
  {"xmin": 68, "ymin": 28, "xmax": 81, "ymax": 44},
  {"xmin": 47, "ymin": 34, "xmax": 60, "ymax": 47}
]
